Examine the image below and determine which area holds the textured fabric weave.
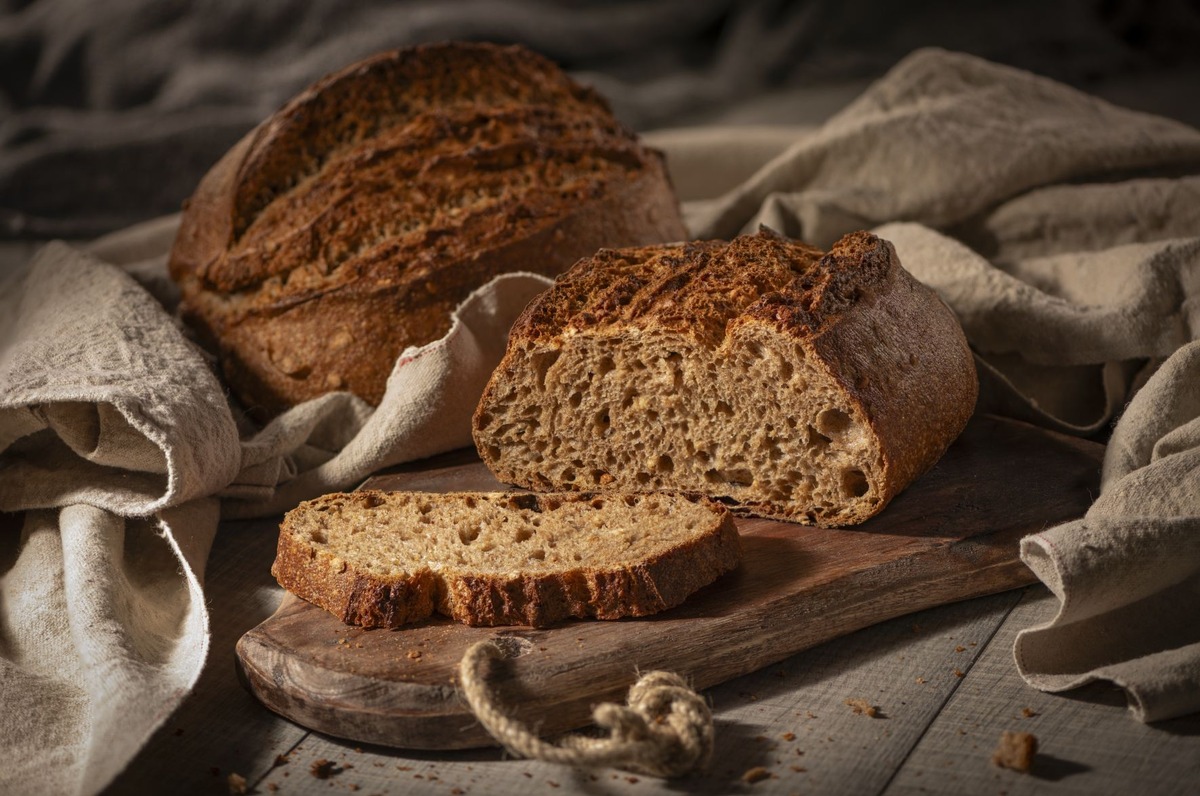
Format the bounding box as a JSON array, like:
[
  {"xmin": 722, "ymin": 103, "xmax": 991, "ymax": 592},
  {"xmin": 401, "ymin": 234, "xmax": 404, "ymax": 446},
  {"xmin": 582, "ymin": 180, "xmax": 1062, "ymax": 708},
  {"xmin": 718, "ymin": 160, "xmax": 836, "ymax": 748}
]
[{"xmin": 2, "ymin": 48, "xmax": 1198, "ymax": 795}]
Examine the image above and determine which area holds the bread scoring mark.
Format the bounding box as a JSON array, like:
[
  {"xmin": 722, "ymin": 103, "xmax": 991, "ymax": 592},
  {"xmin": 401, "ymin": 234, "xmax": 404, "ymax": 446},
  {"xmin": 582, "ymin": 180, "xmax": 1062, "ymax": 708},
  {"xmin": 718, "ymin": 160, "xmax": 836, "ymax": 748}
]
[
  {"xmin": 521, "ymin": 229, "xmax": 827, "ymax": 347},
  {"xmin": 231, "ymin": 43, "xmax": 612, "ymax": 241},
  {"xmin": 217, "ymin": 46, "xmax": 648, "ymax": 297}
]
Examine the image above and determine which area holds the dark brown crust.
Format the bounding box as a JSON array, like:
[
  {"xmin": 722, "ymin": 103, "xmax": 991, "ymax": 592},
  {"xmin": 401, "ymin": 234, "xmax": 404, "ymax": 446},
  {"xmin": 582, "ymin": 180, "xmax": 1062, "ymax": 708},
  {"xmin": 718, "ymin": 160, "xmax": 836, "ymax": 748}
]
[
  {"xmin": 270, "ymin": 491, "xmax": 742, "ymax": 629},
  {"xmin": 271, "ymin": 522, "xmax": 440, "ymax": 627},
  {"xmin": 508, "ymin": 228, "xmax": 825, "ymax": 346},
  {"xmin": 169, "ymin": 42, "xmax": 687, "ymax": 418},
  {"xmin": 796, "ymin": 234, "xmax": 978, "ymax": 517},
  {"xmin": 473, "ymin": 229, "xmax": 977, "ymax": 525}
]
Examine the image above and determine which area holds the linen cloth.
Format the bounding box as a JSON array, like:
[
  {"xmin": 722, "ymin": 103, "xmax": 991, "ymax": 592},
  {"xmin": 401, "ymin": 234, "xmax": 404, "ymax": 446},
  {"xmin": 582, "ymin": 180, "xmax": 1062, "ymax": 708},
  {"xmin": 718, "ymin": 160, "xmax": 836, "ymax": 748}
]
[
  {"xmin": 6, "ymin": 0, "xmax": 1197, "ymax": 240},
  {"xmin": 670, "ymin": 48, "xmax": 1200, "ymax": 722},
  {"xmin": 2, "ymin": 47, "xmax": 1199, "ymax": 795}
]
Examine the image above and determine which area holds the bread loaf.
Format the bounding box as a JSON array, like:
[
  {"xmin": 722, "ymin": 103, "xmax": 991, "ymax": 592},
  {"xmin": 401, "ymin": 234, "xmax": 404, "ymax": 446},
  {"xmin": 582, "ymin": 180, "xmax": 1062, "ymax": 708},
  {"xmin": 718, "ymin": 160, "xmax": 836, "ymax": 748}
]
[
  {"xmin": 272, "ymin": 490, "xmax": 741, "ymax": 628},
  {"xmin": 168, "ymin": 42, "xmax": 687, "ymax": 417},
  {"xmin": 472, "ymin": 229, "xmax": 978, "ymax": 527}
]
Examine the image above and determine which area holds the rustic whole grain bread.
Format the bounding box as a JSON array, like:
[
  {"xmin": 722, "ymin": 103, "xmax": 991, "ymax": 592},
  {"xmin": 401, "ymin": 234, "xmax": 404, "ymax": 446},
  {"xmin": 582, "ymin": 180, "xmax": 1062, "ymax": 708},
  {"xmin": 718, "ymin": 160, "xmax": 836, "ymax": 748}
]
[
  {"xmin": 272, "ymin": 490, "xmax": 742, "ymax": 628},
  {"xmin": 168, "ymin": 42, "xmax": 687, "ymax": 417},
  {"xmin": 472, "ymin": 228, "xmax": 978, "ymax": 527}
]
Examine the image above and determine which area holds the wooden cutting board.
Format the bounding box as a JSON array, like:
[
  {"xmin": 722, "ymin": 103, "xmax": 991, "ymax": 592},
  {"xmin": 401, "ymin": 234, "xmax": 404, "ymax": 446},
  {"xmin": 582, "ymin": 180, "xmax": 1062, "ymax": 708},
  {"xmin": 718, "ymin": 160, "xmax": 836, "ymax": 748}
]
[{"xmin": 235, "ymin": 415, "xmax": 1103, "ymax": 750}]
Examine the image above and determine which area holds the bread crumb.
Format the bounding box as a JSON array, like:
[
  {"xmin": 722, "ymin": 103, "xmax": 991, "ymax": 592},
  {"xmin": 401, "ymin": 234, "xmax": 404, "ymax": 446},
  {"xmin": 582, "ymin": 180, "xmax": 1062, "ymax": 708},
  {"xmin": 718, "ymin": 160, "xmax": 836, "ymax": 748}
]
[
  {"xmin": 953, "ymin": 668, "xmax": 965, "ymax": 678},
  {"xmin": 915, "ymin": 677, "xmax": 927, "ymax": 684},
  {"xmin": 742, "ymin": 766, "xmax": 771, "ymax": 784},
  {"xmin": 844, "ymin": 698, "xmax": 878, "ymax": 717},
  {"xmin": 1021, "ymin": 707, "xmax": 1039, "ymax": 718},
  {"xmin": 228, "ymin": 773, "xmax": 247, "ymax": 795},
  {"xmin": 782, "ymin": 732, "xmax": 796, "ymax": 741},
  {"xmin": 311, "ymin": 759, "xmax": 336, "ymax": 779},
  {"xmin": 991, "ymin": 731, "xmax": 1038, "ymax": 773},
  {"xmin": 790, "ymin": 765, "xmax": 807, "ymax": 773},
  {"xmin": 275, "ymin": 754, "xmax": 289, "ymax": 765},
  {"xmin": 406, "ymin": 650, "xmax": 422, "ymax": 660},
  {"xmin": 267, "ymin": 784, "xmax": 279, "ymax": 792},
  {"xmin": 955, "ymin": 645, "xmax": 966, "ymax": 652}
]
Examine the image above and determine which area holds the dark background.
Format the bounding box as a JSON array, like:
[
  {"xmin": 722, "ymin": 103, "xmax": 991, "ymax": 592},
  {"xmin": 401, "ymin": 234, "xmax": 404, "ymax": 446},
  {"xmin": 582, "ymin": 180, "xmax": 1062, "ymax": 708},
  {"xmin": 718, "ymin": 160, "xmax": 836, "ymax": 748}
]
[{"xmin": 2, "ymin": 0, "xmax": 1198, "ymax": 240}]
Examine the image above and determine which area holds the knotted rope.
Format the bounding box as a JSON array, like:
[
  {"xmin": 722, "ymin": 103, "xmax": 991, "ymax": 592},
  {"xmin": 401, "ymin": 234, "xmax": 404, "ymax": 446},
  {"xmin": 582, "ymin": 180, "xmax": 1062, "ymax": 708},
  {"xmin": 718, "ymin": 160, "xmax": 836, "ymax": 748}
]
[{"xmin": 457, "ymin": 639, "xmax": 713, "ymax": 778}]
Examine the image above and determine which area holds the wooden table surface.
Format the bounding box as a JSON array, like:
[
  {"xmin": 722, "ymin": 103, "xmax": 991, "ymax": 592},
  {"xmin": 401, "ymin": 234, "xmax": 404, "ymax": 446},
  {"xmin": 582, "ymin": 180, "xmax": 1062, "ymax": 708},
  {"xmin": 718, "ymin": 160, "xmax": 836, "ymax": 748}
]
[
  {"xmin": 3, "ymin": 243, "xmax": 1197, "ymax": 794},
  {"xmin": 98, "ymin": 509, "xmax": 1200, "ymax": 796}
]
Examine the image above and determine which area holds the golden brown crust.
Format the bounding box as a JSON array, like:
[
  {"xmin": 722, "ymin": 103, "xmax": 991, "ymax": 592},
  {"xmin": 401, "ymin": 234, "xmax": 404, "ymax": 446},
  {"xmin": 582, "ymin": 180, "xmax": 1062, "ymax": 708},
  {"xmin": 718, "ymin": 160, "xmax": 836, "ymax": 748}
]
[
  {"xmin": 169, "ymin": 42, "xmax": 687, "ymax": 417},
  {"xmin": 473, "ymin": 229, "xmax": 978, "ymax": 526},
  {"xmin": 271, "ymin": 490, "xmax": 741, "ymax": 629},
  {"xmin": 510, "ymin": 229, "xmax": 825, "ymax": 346}
]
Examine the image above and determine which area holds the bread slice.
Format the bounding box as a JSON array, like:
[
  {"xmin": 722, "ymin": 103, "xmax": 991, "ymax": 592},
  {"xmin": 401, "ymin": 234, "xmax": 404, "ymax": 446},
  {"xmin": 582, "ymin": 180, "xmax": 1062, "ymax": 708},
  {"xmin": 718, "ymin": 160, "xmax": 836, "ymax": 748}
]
[
  {"xmin": 168, "ymin": 42, "xmax": 687, "ymax": 418},
  {"xmin": 472, "ymin": 229, "xmax": 977, "ymax": 527},
  {"xmin": 272, "ymin": 490, "xmax": 742, "ymax": 628}
]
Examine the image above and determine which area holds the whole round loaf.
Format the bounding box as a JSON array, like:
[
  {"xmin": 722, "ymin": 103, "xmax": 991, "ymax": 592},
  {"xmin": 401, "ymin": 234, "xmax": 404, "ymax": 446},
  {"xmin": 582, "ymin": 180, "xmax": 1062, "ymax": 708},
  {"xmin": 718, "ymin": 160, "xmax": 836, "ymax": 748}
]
[
  {"xmin": 168, "ymin": 42, "xmax": 687, "ymax": 417},
  {"xmin": 473, "ymin": 229, "xmax": 979, "ymax": 527}
]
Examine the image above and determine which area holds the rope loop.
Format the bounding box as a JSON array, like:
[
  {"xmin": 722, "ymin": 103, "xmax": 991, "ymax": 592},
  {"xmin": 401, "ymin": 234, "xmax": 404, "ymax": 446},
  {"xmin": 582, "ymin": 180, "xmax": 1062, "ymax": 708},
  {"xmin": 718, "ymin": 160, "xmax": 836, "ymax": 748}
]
[{"xmin": 458, "ymin": 639, "xmax": 713, "ymax": 778}]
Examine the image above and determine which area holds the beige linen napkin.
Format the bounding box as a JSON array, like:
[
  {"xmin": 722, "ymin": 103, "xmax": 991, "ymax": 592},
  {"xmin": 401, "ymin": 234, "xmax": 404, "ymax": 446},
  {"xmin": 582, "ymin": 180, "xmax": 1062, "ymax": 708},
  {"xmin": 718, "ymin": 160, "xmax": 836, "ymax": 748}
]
[
  {"xmin": 650, "ymin": 48, "xmax": 1200, "ymax": 722},
  {"xmin": 0, "ymin": 234, "xmax": 550, "ymax": 795},
  {"xmin": 4, "ymin": 44, "xmax": 1200, "ymax": 796}
]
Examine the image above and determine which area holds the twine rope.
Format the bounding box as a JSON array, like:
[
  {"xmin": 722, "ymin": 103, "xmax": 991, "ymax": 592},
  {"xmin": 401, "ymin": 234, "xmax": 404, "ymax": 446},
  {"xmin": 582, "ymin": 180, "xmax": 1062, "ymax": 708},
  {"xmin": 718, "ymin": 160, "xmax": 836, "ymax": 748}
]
[{"xmin": 457, "ymin": 639, "xmax": 713, "ymax": 778}]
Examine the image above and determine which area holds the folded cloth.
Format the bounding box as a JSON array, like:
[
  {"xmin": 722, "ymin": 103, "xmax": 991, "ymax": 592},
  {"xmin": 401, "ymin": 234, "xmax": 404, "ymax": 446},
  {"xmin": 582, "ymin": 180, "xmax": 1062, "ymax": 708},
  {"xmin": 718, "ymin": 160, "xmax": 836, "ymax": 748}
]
[
  {"xmin": 0, "ymin": 235, "xmax": 549, "ymax": 795},
  {"xmin": 660, "ymin": 47, "xmax": 1200, "ymax": 721},
  {"xmin": 3, "ymin": 45, "xmax": 1200, "ymax": 796}
]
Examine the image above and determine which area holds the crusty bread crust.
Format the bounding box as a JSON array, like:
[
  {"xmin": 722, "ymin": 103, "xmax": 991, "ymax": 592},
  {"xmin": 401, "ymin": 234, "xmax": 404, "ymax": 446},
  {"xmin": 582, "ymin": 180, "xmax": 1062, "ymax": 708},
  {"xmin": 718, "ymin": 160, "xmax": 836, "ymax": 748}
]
[
  {"xmin": 168, "ymin": 42, "xmax": 687, "ymax": 417},
  {"xmin": 271, "ymin": 490, "xmax": 742, "ymax": 628},
  {"xmin": 473, "ymin": 229, "xmax": 978, "ymax": 526}
]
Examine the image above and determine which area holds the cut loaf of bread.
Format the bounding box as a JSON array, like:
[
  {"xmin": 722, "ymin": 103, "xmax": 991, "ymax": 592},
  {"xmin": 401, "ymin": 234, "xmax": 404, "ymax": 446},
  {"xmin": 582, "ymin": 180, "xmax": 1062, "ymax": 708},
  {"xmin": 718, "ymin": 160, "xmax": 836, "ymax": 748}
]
[
  {"xmin": 272, "ymin": 490, "xmax": 741, "ymax": 628},
  {"xmin": 473, "ymin": 229, "xmax": 978, "ymax": 527},
  {"xmin": 168, "ymin": 42, "xmax": 687, "ymax": 418}
]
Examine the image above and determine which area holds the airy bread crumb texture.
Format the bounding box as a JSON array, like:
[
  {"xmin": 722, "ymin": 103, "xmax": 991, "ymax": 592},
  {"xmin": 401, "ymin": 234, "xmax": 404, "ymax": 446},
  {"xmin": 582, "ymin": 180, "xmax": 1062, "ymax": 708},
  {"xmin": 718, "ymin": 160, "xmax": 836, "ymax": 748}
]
[
  {"xmin": 474, "ymin": 229, "xmax": 977, "ymax": 527},
  {"xmin": 273, "ymin": 490, "xmax": 741, "ymax": 628}
]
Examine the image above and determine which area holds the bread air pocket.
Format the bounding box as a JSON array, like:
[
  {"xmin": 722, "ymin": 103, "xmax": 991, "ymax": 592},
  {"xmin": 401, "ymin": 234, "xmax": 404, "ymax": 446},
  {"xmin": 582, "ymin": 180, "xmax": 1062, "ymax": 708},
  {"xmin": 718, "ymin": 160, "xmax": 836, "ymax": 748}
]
[
  {"xmin": 473, "ymin": 229, "xmax": 977, "ymax": 527},
  {"xmin": 272, "ymin": 490, "xmax": 741, "ymax": 628}
]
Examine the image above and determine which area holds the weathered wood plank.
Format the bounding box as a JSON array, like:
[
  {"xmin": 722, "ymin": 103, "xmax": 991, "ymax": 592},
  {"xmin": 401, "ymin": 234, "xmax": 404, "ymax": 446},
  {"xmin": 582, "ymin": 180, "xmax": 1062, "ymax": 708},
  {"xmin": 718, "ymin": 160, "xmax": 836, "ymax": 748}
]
[
  {"xmin": 236, "ymin": 416, "xmax": 1103, "ymax": 749},
  {"xmin": 883, "ymin": 587, "xmax": 1200, "ymax": 796},
  {"xmin": 246, "ymin": 591, "xmax": 1022, "ymax": 795}
]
